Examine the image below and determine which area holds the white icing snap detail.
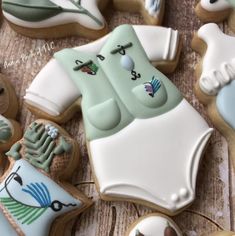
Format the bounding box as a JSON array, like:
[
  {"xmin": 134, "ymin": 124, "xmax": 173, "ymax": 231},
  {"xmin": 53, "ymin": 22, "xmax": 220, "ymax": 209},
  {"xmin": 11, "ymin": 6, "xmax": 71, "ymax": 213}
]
[
  {"xmin": 179, "ymin": 188, "xmax": 188, "ymax": 199},
  {"xmin": 171, "ymin": 194, "xmax": 179, "ymax": 203}
]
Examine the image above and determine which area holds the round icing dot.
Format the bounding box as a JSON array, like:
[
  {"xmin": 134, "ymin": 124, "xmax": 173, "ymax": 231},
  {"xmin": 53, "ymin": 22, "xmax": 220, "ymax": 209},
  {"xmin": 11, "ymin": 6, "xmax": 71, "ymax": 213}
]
[
  {"xmin": 179, "ymin": 188, "xmax": 188, "ymax": 199},
  {"xmin": 121, "ymin": 55, "xmax": 135, "ymax": 71},
  {"xmin": 171, "ymin": 194, "xmax": 179, "ymax": 203}
]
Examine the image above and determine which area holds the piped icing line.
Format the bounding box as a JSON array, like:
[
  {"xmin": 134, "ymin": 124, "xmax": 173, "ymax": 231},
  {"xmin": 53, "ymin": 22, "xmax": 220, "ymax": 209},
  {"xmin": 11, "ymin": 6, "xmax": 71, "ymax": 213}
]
[
  {"xmin": 200, "ymin": 59, "xmax": 235, "ymax": 95},
  {"xmin": 145, "ymin": 0, "xmax": 162, "ymax": 18},
  {"xmin": 2, "ymin": 0, "xmax": 105, "ymax": 30},
  {"xmin": 200, "ymin": 0, "xmax": 232, "ymax": 12}
]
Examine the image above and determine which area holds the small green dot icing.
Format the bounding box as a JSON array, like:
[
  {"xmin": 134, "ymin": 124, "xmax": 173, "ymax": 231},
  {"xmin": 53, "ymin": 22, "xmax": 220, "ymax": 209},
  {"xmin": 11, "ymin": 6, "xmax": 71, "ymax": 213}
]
[
  {"xmin": 2, "ymin": 0, "xmax": 103, "ymax": 26},
  {"xmin": 54, "ymin": 25, "xmax": 183, "ymax": 141},
  {"xmin": 0, "ymin": 119, "xmax": 12, "ymax": 143}
]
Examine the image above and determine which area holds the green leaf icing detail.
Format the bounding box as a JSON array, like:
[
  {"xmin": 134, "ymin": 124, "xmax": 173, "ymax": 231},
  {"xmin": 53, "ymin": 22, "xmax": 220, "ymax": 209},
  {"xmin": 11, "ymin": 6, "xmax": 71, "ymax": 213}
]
[
  {"xmin": 2, "ymin": 0, "xmax": 103, "ymax": 26},
  {"xmin": 0, "ymin": 197, "xmax": 48, "ymax": 225},
  {"xmin": 0, "ymin": 119, "xmax": 12, "ymax": 143},
  {"xmin": 6, "ymin": 143, "xmax": 22, "ymax": 160},
  {"xmin": 23, "ymin": 122, "xmax": 72, "ymax": 172}
]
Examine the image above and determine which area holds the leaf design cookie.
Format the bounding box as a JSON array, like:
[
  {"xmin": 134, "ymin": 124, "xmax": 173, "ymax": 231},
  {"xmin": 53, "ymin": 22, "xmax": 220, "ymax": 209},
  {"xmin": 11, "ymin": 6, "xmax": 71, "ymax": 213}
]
[
  {"xmin": 2, "ymin": 0, "xmax": 108, "ymax": 39},
  {"xmin": 125, "ymin": 213, "xmax": 182, "ymax": 236},
  {"xmin": 0, "ymin": 120, "xmax": 91, "ymax": 236}
]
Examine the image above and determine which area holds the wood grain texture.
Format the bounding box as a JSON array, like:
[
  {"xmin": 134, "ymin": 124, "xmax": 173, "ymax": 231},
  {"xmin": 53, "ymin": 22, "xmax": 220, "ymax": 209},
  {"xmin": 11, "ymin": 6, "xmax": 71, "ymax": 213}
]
[{"xmin": 0, "ymin": 0, "xmax": 234, "ymax": 235}]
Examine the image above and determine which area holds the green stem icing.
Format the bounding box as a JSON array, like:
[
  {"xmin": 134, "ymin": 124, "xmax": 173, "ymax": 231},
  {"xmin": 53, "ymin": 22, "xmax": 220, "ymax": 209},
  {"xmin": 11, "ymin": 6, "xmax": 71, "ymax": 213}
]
[
  {"xmin": 6, "ymin": 143, "xmax": 22, "ymax": 160},
  {"xmin": 23, "ymin": 122, "xmax": 72, "ymax": 173},
  {"xmin": 67, "ymin": 0, "xmax": 103, "ymax": 26}
]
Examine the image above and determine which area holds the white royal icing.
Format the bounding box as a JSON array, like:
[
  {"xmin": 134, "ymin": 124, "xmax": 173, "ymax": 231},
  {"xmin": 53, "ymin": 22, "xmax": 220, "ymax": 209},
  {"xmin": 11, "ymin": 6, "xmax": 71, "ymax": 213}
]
[
  {"xmin": 145, "ymin": 0, "xmax": 162, "ymax": 18},
  {"xmin": 24, "ymin": 25, "xmax": 179, "ymax": 116},
  {"xmin": 89, "ymin": 99, "xmax": 213, "ymax": 213},
  {"xmin": 128, "ymin": 215, "xmax": 182, "ymax": 236},
  {"xmin": 200, "ymin": 0, "xmax": 232, "ymax": 12},
  {"xmin": 197, "ymin": 23, "xmax": 235, "ymax": 95},
  {"xmin": 3, "ymin": 0, "xmax": 105, "ymax": 30},
  {"xmin": 0, "ymin": 159, "xmax": 82, "ymax": 236}
]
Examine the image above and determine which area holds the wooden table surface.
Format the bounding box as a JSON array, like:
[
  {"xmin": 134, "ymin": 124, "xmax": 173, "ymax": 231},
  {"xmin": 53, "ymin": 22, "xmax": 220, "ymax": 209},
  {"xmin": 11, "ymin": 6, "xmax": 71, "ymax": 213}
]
[{"xmin": 0, "ymin": 0, "xmax": 234, "ymax": 235}]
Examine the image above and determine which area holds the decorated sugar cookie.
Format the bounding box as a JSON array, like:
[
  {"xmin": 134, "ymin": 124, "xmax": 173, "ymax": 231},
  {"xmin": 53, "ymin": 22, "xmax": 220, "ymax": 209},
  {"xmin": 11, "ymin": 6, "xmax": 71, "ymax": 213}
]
[
  {"xmin": 191, "ymin": 23, "xmax": 235, "ymax": 169},
  {"xmin": 0, "ymin": 120, "xmax": 92, "ymax": 236},
  {"xmin": 0, "ymin": 74, "xmax": 22, "ymax": 166},
  {"xmin": 125, "ymin": 213, "xmax": 182, "ymax": 236},
  {"xmin": 210, "ymin": 232, "xmax": 235, "ymax": 236},
  {"xmin": 113, "ymin": 0, "xmax": 165, "ymax": 25},
  {"xmin": 195, "ymin": 0, "xmax": 235, "ymax": 32},
  {"xmin": 24, "ymin": 24, "xmax": 213, "ymax": 215},
  {"xmin": 2, "ymin": 0, "xmax": 108, "ymax": 39}
]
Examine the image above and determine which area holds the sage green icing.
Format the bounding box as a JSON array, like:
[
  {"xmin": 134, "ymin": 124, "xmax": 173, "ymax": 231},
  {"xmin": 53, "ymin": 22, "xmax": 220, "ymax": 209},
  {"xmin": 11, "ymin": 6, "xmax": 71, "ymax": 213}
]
[
  {"xmin": 54, "ymin": 50, "xmax": 134, "ymax": 141},
  {"xmin": 99, "ymin": 25, "xmax": 182, "ymax": 118},
  {"xmin": 54, "ymin": 25, "xmax": 183, "ymax": 141},
  {"xmin": 87, "ymin": 99, "xmax": 121, "ymax": 131},
  {"xmin": 23, "ymin": 122, "xmax": 72, "ymax": 172},
  {"xmin": 132, "ymin": 79, "xmax": 168, "ymax": 108},
  {"xmin": 2, "ymin": 0, "xmax": 103, "ymax": 26},
  {"xmin": 0, "ymin": 118, "xmax": 12, "ymax": 143},
  {"xmin": 6, "ymin": 143, "xmax": 22, "ymax": 160}
]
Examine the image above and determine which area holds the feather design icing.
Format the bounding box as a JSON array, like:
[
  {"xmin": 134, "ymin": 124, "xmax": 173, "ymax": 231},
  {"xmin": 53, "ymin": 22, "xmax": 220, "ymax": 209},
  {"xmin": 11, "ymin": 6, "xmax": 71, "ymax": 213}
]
[{"xmin": 144, "ymin": 76, "xmax": 161, "ymax": 97}]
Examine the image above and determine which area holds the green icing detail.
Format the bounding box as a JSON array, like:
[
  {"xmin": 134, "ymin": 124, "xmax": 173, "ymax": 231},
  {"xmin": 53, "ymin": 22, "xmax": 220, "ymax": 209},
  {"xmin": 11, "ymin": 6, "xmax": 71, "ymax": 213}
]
[
  {"xmin": 0, "ymin": 197, "xmax": 48, "ymax": 225},
  {"xmin": 87, "ymin": 99, "xmax": 121, "ymax": 131},
  {"xmin": 2, "ymin": 0, "xmax": 103, "ymax": 26},
  {"xmin": 0, "ymin": 119, "xmax": 12, "ymax": 143},
  {"xmin": 6, "ymin": 143, "xmax": 22, "ymax": 160},
  {"xmin": 54, "ymin": 25, "xmax": 183, "ymax": 141},
  {"xmin": 23, "ymin": 122, "xmax": 72, "ymax": 172}
]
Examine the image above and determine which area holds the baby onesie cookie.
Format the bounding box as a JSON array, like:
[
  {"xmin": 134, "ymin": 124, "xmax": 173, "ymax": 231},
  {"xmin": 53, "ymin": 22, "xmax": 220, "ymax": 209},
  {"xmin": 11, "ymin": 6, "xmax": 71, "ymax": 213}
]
[
  {"xmin": 191, "ymin": 23, "xmax": 235, "ymax": 169},
  {"xmin": 24, "ymin": 25, "xmax": 213, "ymax": 215},
  {"xmin": 125, "ymin": 213, "xmax": 182, "ymax": 236},
  {"xmin": 113, "ymin": 0, "xmax": 165, "ymax": 25},
  {"xmin": 195, "ymin": 0, "xmax": 235, "ymax": 32},
  {"xmin": 0, "ymin": 119, "xmax": 92, "ymax": 236},
  {"xmin": 2, "ymin": 0, "xmax": 108, "ymax": 39}
]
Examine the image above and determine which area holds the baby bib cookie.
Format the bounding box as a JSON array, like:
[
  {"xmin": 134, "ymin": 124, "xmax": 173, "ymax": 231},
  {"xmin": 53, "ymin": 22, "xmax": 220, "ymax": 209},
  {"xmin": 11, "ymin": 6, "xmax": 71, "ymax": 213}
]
[
  {"xmin": 2, "ymin": 0, "xmax": 108, "ymax": 39},
  {"xmin": 125, "ymin": 213, "xmax": 182, "ymax": 236},
  {"xmin": 0, "ymin": 119, "xmax": 92, "ymax": 236},
  {"xmin": 191, "ymin": 23, "xmax": 235, "ymax": 169},
  {"xmin": 113, "ymin": 0, "xmax": 165, "ymax": 25},
  {"xmin": 24, "ymin": 25, "xmax": 213, "ymax": 215},
  {"xmin": 195, "ymin": 0, "xmax": 235, "ymax": 32}
]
